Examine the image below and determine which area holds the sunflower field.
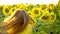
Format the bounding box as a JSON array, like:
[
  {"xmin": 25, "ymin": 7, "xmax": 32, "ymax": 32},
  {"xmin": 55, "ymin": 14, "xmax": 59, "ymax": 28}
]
[{"xmin": 0, "ymin": 1, "xmax": 60, "ymax": 34}]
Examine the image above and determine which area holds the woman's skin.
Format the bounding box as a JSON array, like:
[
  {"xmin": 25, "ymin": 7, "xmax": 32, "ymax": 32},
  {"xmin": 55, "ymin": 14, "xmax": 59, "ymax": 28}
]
[{"xmin": 0, "ymin": 9, "xmax": 30, "ymax": 34}]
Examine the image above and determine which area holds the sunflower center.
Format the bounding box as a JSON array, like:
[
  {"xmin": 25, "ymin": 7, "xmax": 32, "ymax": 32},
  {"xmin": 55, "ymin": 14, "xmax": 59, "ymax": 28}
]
[
  {"xmin": 12, "ymin": 9, "xmax": 15, "ymax": 12},
  {"xmin": 51, "ymin": 15, "xmax": 55, "ymax": 19},
  {"xmin": 5, "ymin": 8, "xmax": 9, "ymax": 13},
  {"xmin": 42, "ymin": 7, "xmax": 45, "ymax": 10},
  {"xmin": 41, "ymin": 16, "xmax": 49, "ymax": 20},
  {"xmin": 48, "ymin": 9, "xmax": 52, "ymax": 12},
  {"xmin": 34, "ymin": 10, "xmax": 39, "ymax": 15},
  {"xmin": 0, "ymin": 7, "xmax": 3, "ymax": 10}
]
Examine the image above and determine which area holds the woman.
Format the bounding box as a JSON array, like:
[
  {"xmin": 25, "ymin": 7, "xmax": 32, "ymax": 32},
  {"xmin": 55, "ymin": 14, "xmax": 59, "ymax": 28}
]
[{"xmin": 0, "ymin": 9, "xmax": 32, "ymax": 34}]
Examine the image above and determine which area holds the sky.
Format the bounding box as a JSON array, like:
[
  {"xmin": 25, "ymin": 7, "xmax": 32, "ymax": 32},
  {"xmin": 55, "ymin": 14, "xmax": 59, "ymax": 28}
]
[{"xmin": 0, "ymin": 0, "xmax": 59, "ymax": 5}]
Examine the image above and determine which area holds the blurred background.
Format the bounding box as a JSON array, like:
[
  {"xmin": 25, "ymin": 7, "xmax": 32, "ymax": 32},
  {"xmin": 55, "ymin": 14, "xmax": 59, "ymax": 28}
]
[
  {"xmin": 0, "ymin": 0, "xmax": 60, "ymax": 34},
  {"xmin": 0, "ymin": 0, "xmax": 59, "ymax": 5}
]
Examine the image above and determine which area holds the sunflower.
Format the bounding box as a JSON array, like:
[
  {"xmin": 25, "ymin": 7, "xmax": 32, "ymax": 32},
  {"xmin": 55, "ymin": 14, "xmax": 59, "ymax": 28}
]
[
  {"xmin": 7, "ymin": 5, "xmax": 12, "ymax": 9},
  {"xmin": 31, "ymin": 8, "xmax": 41, "ymax": 17},
  {"xmin": 56, "ymin": 0, "xmax": 60, "ymax": 10},
  {"xmin": 39, "ymin": 11, "xmax": 51, "ymax": 23},
  {"xmin": 39, "ymin": 4, "xmax": 47, "ymax": 10},
  {"xmin": 17, "ymin": 4, "xmax": 25, "ymax": 9},
  {"xmin": 3, "ymin": 6, "xmax": 12, "ymax": 16},
  {"xmin": 48, "ymin": 3, "xmax": 54, "ymax": 9},
  {"xmin": 45, "ymin": 7, "xmax": 53, "ymax": 13},
  {"xmin": 50, "ymin": 12, "xmax": 56, "ymax": 22},
  {"xmin": 41, "ymin": 10, "xmax": 49, "ymax": 15},
  {"xmin": 10, "ymin": 7, "xmax": 18, "ymax": 13},
  {"xmin": 27, "ymin": 4, "xmax": 33, "ymax": 9},
  {"xmin": 35, "ymin": 4, "xmax": 40, "ymax": 7},
  {"xmin": 30, "ymin": 16, "xmax": 37, "ymax": 26},
  {"xmin": 0, "ymin": 5, "xmax": 4, "ymax": 10},
  {"xmin": 24, "ymin": 8, "xmax": 29, "ymax": 12},
  {"xmin": 27, "ymin": 11, "xmax": 37, "ymax": 26}
]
